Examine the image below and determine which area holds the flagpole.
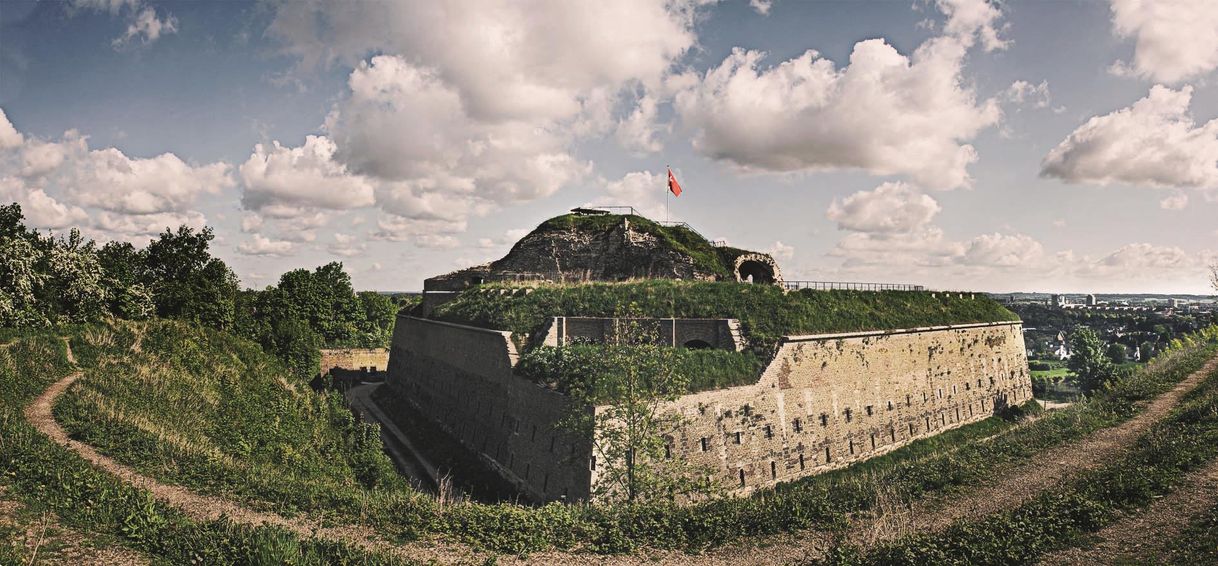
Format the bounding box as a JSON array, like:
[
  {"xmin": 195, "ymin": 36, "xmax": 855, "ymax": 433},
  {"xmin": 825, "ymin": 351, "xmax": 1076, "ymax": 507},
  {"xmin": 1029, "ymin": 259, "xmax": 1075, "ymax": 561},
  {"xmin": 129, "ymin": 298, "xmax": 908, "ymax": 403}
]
[{"xmin": 665, "ymin": 165, "xmax": 670, "ymax": 223}]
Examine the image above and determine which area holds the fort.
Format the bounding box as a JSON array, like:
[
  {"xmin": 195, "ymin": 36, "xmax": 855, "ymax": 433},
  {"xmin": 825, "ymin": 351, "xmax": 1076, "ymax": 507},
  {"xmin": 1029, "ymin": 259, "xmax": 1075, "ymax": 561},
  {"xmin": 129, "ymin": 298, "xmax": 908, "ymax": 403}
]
[{"xmin": 386, "ymin": 210, "xmax": 1032, "ymax": 502}]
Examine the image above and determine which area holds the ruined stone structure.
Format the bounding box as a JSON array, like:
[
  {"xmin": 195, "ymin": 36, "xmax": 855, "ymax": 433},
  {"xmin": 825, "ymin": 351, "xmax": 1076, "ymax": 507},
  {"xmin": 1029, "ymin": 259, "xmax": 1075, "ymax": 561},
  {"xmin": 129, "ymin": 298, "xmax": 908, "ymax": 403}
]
[
  {"xmin": 318, "ymin": 348, "xmax": 390, "ymax": 376},
  {"xmin": 388, "ymin": 315, "xmax": 1031, "ymax": 502},
  {"xmin": 422, "ymin": 211, "xmax": 782, "ymax": 312}
]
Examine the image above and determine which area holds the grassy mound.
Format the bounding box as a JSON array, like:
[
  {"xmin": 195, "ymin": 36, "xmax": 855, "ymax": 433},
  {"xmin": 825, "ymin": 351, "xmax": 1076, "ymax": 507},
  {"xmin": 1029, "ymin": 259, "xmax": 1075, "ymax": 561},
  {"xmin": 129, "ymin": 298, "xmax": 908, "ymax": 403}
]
[{"xmin": 432, "ymin": 280, "xmax": 1019, "ymax": 347}]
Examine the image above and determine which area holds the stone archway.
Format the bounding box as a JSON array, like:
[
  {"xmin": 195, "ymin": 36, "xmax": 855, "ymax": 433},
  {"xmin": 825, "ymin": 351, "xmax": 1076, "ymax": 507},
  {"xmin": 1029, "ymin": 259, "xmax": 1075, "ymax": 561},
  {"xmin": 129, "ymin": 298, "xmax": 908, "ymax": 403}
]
[
  {"xmin": 683, "ymin": 339, "xmax": 713, "ymax": 350},
  {"xmin": 733, "ymin": 253, "xmax": 783, "ymax": 286}
]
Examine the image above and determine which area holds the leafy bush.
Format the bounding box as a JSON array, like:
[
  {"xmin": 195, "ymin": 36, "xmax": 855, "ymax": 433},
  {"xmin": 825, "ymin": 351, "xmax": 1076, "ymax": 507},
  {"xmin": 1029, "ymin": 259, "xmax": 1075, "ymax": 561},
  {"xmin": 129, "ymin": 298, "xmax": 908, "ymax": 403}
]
[{"xmin": 516, "ymin": 344, "xmax": 764, "ymax": 399}]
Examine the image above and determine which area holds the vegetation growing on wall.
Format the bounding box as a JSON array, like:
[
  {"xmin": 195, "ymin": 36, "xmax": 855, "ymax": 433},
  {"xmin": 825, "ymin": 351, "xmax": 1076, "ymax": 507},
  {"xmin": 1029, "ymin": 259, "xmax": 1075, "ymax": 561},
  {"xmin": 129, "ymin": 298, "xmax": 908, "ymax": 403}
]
[
  {"xmin": 516, "ymin": 343, "xmax": 764, "ymax": 398},
  {"xmin": 433, "ymin": 279, "xmax": 1019, "ymax": 348}
]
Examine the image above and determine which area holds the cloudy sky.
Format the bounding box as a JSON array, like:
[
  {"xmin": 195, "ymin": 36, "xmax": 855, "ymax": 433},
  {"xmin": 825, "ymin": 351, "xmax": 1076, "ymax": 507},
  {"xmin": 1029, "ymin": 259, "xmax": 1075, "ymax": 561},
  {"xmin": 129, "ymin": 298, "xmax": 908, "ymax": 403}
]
[{"xmin": 1, "ymin": 0, "xmax": 1216, "ymax": 294}]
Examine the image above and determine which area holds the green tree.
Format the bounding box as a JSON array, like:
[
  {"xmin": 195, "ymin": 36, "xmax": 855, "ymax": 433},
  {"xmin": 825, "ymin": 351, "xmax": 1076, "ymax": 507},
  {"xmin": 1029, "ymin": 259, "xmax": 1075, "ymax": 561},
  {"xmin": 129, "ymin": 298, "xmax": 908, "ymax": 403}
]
[
  {"xmin": 275, "ymin": 262, "xmax": 363, "ymax": 345},
  {"xmin": 559, "ymin": 317, "xmax": 717, "ymax": 503},
  {"xmin": 356, "ymin": 291, "xmax": 397, "ymax": 347},
  {"xmin": 1105, "ymin": 342, "xmax": 1127, "ymax": 364},
  {"xmin": 143, "ymin": 226, "xmax": 238, "ymax": 329},
  {"xmin": 98, "ymin": 241, "xmax": 154, "ymax": 320},
  {"xmin": 1068, "ymin": 328, "xmax": 1114, "ymax": 394}
]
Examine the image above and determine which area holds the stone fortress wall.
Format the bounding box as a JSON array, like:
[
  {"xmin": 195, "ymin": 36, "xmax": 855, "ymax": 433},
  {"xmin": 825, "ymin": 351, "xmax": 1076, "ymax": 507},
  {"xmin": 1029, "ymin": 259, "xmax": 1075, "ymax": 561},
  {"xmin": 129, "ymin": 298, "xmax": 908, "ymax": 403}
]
[
  {"xmin": 387, "ymin": 316, "xmax": 593, "ymax": 501},
  {"xmin": 627, "ymin": 321, "xmax": 1031, "ymax": 495},
  {"xmin": 389, "ymin": 316, "xmax": 1031, "ymax": 502}
]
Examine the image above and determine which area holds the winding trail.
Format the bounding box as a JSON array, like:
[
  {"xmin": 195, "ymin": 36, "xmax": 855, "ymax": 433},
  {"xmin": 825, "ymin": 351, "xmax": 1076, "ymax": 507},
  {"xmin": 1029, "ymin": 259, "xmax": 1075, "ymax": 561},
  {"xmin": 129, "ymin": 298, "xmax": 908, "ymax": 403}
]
[
  {"xmin": 22, "ymin": 341, "xmax": 1218, "ymax": 565},
  {"xmin": 1036, "ymin": 433, "xmax": 1218, "ymax": 564},
  {"xmin": 25, "ymin": 346, "xmax": 486, "ymax": 566}
]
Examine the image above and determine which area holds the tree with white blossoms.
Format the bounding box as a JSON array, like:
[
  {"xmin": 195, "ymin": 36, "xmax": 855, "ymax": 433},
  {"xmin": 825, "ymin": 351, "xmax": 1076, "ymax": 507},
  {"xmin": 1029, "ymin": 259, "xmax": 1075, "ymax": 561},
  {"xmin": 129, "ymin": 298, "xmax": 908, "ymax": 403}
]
[{"xmin": 45, "ymin": 229, "xmax": 107, "ymax": 324}]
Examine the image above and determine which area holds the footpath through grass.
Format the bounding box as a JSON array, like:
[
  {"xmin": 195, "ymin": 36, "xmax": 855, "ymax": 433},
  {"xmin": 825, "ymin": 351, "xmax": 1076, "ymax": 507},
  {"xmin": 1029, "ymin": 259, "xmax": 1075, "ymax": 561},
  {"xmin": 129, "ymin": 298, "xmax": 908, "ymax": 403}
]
[
  {"xmin": 40, "ymin": 320, "xmax": 1218, "ymax": 557},
  {"xmin": 0, "ymin": 327, "xmax": 412, "ymax": 565},
  {"xmin": 816, "ymin": 328, "xmax": 1218, "ymax": 565}
]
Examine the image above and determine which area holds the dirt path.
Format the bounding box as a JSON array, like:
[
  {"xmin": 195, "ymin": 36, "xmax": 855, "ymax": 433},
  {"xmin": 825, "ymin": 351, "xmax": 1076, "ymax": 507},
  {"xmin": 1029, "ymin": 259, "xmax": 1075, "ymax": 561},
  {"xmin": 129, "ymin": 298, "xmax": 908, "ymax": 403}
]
[
  {"xmin": 25, "ymin": 369, "xmax": 486, "ymax": 565},
  {"xmin": 1036, "ymin": 444, "xmax": 1218, "ymax": 564},
  {"xmin": 24, "ymin": 342, "xmax": 1218, "ymax": 566}
]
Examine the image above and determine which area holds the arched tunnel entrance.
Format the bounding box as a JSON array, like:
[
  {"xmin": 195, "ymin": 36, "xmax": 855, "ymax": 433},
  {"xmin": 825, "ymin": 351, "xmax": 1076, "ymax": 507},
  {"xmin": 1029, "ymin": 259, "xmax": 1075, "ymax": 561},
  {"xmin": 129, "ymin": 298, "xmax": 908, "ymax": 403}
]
[{"xmin": 737, "ymin": 260, "xmax": 775, "ymax": 284}]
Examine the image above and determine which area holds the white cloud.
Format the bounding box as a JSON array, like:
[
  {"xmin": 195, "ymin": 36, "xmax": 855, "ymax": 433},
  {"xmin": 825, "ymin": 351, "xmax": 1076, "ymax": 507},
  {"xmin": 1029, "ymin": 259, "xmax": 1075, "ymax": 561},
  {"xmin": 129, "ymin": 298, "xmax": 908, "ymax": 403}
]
[
  {"xmin": 71, "ymin": 0, "xmax": 177, "ymax": 47},
  {"xmin": 768, "ymin": 240, "xmax": 795, "ymax": 260},
  {"xmin": 237, "ymin": 234, "xmax": 295, "ymax": 257},
  {"xmin": 240, "ymin": 213, "xmax": 263, "ymax": 233},
  {"xmin": 0, "ymin": 109, "xmax": 24, "ymax": 150},
  {"xmin": 936, "ymin": 0, "xmax": 1009, "ymax": 52},
  {"xmin": 1041, "ymin": 85, "xmax": 1218, "ymax": 190},
  {"xmin": 114, "ymin": 6, "xmax": 178, "ymax": 47},
  {"xmin": 826, "ymin": 181, "xmax": 941, "ymax": 234},
  {"xmin": 0, "ymin": 177, "xmax": 87, "ymax": 230},
  {"xmin": 239, "ymin": 135, "xmax": 376, "ymax": 215},
  {"xmin": 675, "ymin": 36, "xmax": 1001, "ymax": 189},
  {"xmin": 19, "ymin": 141, "xmax": 67, "ymax": 178},
  {"xmin": 1160, "ymin": 191, "xmax": 1189, "ymax": 210},
  {"xmin": 0, "ymin": 107, "xmax": 230, "ymax": 238},
  {"xmin": 328, "ymin": 232, "xmax": 367, "ymax": 257},
  {"xmin": 615, "ymin": 94, "xmax": 667, "ymax": 154},
  {"xmin": 958, "ymin": 233, "xmax": 1044, "ymax": 267},
  {"xmin": 266, "ymin": 0, "xmax": 697, "ymax": 122},
  {"xmin": 749, "ymin": 0, "xmax": 773, "ymax": 16},
  {"xmin": 93, "ymin": 210, "xmax": 206, "ymax": 238},
  {"xmin": 1004, "ymin": 80, "xmax": 1051, "ymax": 110},
  {"xmin": 1109, "ymin": 0, "xmax": 1218, "ymax": 83},
  {"xmin": 70, "ymin": 146, "xmax": 232, "ymax": 215}
]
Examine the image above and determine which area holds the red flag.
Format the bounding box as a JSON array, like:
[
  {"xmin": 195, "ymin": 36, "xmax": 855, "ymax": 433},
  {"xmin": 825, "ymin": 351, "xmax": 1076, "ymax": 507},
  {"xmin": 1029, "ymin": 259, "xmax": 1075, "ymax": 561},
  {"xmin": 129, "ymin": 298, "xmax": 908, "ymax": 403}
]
[{"xmin": 667, "ymin": 168, "xmax": 682, "ymax": 197}]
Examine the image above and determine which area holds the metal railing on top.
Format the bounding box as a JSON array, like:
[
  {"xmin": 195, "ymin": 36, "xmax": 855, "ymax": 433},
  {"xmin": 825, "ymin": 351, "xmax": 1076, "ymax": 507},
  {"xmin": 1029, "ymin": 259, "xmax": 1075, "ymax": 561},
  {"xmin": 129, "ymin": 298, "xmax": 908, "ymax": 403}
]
[
  {"xmin": 575, "ymin": 206, "xmax": 638, "ymax": 216},
  {"xmin": 784, "ymin": 281, "xmax": 926, "ymax": 292}
]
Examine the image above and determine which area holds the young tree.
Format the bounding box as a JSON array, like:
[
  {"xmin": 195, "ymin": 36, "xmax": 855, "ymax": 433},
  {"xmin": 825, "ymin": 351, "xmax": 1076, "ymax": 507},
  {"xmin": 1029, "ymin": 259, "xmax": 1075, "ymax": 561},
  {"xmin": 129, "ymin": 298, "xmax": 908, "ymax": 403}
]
[
  {"xmin": 559, "ymin": 317, "xmax": 717, "ymax": 503},
  {"xmin": 1105, "ymin": 342, "xmax": 1128, "ymax": 364},
  {"xmin": 1068, "ymin": 328, "xmax": 1114, "ymax": 394}
]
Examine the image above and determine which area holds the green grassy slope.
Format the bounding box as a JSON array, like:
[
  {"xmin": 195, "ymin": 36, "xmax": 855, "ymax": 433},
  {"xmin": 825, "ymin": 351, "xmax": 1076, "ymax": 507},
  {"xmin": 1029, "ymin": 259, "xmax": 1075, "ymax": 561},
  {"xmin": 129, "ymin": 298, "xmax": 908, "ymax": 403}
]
[
  {"xmin": 57, "ymin": 320, "xmax": 407, "ymax": 514},
  {"xmin": 432, "ymin": 280, "xmax": 1019, "ymax": 347}
]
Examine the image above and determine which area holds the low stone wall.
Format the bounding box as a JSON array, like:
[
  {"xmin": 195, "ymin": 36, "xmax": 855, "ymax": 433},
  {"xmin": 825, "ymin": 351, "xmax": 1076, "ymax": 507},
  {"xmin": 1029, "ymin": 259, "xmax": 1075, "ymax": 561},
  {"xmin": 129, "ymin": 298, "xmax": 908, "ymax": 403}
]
[
  {"xmin": 319, "ymin": 348, "xmax": 390, "ymax": 375},
  {"xmin": 387, "ymin": 316, "xmax": 592, "ymax": 502},
  {"xmin": 627, "ymin": 321, "xmax": 1032, "ymax": 495}
]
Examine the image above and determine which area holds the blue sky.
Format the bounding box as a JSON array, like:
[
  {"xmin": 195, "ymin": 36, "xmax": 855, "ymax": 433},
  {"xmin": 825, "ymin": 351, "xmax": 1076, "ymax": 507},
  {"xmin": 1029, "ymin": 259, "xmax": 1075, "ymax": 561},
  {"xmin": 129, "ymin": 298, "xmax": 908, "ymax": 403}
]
[{"xmin": 1, "ymin": 0, "xmax": 1216, "ymax": 293}]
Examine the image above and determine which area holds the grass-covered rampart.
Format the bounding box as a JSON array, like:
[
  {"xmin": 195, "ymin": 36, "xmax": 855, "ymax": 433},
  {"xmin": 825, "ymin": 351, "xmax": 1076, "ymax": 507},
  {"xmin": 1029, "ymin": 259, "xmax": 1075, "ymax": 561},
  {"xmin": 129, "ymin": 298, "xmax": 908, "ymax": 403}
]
[
  {"xmin": 515, "ymin": 344, "xmax": 765, "ymax": 398},
  {"xmin": 432, "ymin": 280, "xmax": 1019, "ymax": 348},
  {"xmin": 0, "ymin": 326, "xmax": 411, "ymax": 564}
]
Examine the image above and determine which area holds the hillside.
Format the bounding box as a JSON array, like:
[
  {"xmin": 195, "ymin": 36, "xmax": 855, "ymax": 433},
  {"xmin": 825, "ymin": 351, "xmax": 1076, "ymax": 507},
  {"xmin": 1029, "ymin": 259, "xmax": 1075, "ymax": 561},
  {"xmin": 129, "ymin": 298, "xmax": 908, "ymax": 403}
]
[
  {"xmin": 431, "ymin": 279, "xmax": 1021, "ymax": 348},
  {"xmin": 4, "ymin": 319, "xmax": 1218, "ymax": 562}
]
